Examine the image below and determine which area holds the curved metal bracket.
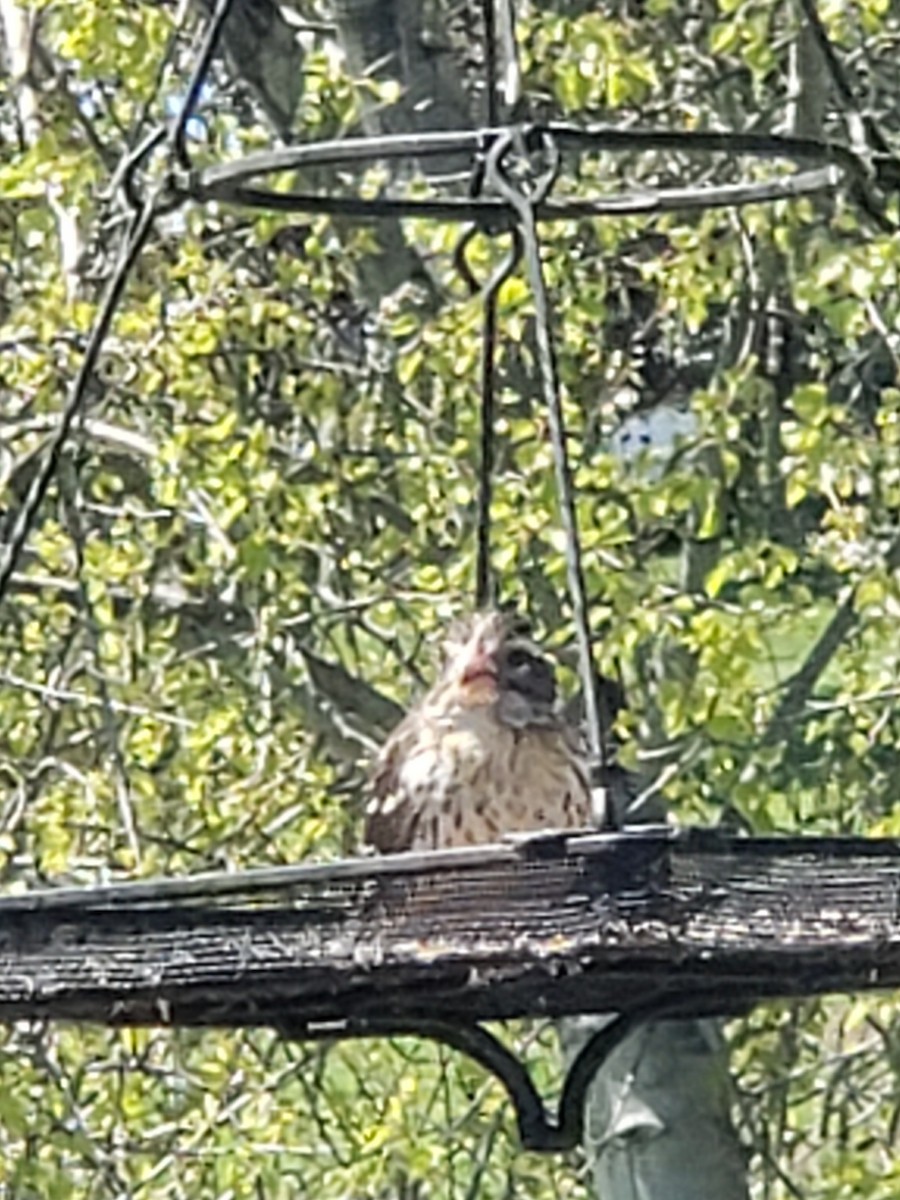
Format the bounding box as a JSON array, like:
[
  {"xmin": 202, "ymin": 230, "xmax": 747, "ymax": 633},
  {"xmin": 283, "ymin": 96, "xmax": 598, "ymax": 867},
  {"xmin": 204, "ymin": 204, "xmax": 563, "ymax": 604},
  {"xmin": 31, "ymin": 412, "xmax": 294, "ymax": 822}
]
[
  {"xmin": 453, "ymin": 223, "xmax": 524, "ymax": 300},
  {"xmin": 282, "ymin": 994, "xmax": 705, "ymax": 1152}
]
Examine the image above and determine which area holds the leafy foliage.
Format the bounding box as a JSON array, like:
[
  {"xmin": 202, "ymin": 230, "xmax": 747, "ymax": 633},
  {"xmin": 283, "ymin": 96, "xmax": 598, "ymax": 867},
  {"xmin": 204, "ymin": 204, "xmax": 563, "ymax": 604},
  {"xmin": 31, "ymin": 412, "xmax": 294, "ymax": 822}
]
[{"xmin": 2, "ymin": 0, "xmax": 900, "ymax": 1196}]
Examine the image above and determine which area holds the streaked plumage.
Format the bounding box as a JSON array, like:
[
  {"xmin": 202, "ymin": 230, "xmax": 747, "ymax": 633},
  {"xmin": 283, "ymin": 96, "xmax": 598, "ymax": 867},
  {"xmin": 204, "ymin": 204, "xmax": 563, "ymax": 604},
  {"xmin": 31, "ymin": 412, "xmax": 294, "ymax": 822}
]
[{"xmin": 364, "ymin": 611, "xmax": 591, "ymax": 853}]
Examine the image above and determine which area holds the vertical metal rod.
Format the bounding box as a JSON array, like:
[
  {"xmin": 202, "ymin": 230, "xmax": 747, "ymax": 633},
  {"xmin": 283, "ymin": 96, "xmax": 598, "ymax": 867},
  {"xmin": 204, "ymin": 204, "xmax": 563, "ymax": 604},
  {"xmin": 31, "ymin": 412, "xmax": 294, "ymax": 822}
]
[
  {"xmin": 475, "ymin": 0, "xmax": 500, "ymax": 609},
  {"xmin": 487, "ymin": 137, "xmax": 608, "ymax": 771},
  {"xmin": 476, "ymin": 296, "xmax": 498, "ymax": 610},
  {"xmin": 482, "ymin": 0, "xmax": 499, "ymax": 125},
  {"xmin": 173, "ymin": 0, "xmax": 236, "ymax": 165}
]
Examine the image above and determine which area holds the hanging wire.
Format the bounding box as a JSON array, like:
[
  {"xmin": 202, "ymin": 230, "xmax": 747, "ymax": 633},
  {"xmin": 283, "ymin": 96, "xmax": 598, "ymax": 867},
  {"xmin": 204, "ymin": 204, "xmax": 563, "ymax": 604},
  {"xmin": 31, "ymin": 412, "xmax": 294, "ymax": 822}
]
[
  {"xmin": 173, "ymin": 0, "xmax": 236, "ymax": 167},
  {"xmin": 477, "ymin": 0, "xmax": 499, "ymax": 609},
  {"xmin": 471, "ymin": 0, "xmax": 502, "ymax": 609},
  {"xmin": 496, "ymin": 0, "xmax": 522, "ymax": 113},
  {"xmin": 476, "ymin": 276, "xmax": 498, "ymax": 610},
  {"xmin": 464, "ymin": 0, "xmax": 523, "ymax": 609},
  {"xmin": 0, "ymin": 0, "xmax": 236, "ymax": 609},
  {"xmin": 0, "ymin": 202, "xmax": 158, "ymax": 607},
  {"xmin": 483, "ymin": 0, "xmax": 500, "ymax": 126},
  {"xmin": 485, "ymin": 130, "xmax": 609, "ymax": 778},
  {"xmin": 455, "ymin": 225, "xmax": 523, "ymax": 608}
]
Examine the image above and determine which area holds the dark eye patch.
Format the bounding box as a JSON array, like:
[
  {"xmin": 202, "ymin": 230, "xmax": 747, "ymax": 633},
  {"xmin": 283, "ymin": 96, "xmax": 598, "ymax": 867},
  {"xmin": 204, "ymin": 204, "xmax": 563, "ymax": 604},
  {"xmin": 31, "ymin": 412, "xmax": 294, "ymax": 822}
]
[
  {"xmin": 500, "ymin": 644, "xmax": 557, "ymax": 706},
  {"xmin": 505, "ymin": 614, "xmax": 532, "ymax": 640}
]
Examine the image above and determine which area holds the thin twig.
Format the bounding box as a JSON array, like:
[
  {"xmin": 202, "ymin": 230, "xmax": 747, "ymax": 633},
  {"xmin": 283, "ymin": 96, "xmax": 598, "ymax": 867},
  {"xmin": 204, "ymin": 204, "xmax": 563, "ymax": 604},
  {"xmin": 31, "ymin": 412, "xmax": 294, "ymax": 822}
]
[
  {"xmin": 59, "ymin": 470, "xmax": 142, "ymax": 864},
  {"xmin": 0, "ymin": 670, "xmax": 194, "ymax": 727},
  {"xmin": 764, "ymin": 532, "xmax": 900, "ymax": 742}
]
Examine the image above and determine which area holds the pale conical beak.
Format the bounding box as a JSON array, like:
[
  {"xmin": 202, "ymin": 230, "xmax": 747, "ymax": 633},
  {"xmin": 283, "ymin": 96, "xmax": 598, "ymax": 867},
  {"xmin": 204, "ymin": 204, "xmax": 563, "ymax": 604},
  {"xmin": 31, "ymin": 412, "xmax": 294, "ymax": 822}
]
[{"xmin": 459, "ymin": 639, "xmax": 499, "ymax": 688}]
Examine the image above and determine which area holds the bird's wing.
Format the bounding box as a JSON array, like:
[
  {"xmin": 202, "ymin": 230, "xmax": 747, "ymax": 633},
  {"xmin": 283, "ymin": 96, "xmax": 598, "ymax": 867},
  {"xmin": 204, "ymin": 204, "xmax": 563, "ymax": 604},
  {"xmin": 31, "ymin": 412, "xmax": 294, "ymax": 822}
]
[{"xmin": 363, "ymin": 711, "xmax": 424, "ymax": 854}]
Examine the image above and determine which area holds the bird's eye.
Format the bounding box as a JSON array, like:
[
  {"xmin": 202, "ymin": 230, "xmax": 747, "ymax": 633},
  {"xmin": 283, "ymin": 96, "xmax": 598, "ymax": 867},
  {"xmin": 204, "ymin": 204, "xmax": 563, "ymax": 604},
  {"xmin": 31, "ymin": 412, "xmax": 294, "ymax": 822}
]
[
  {"xmin": 500, "ymin": 645, "xmax": 557, "ymax": 707},
  {"xmin": 506, "ymin": 614, "xmax": 532, "ymax": 640}
]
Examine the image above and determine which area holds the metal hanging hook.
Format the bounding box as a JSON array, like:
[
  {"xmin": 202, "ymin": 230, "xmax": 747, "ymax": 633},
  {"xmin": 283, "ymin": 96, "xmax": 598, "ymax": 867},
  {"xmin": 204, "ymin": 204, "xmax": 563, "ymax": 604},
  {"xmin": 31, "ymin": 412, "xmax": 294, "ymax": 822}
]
[
  {"xmin": 484, "ymin": 125, "xmax": 563, "ymax": 210},
  {"xmin": 453, "ymin": 221, "xmax": 524, "ymax": 301}
]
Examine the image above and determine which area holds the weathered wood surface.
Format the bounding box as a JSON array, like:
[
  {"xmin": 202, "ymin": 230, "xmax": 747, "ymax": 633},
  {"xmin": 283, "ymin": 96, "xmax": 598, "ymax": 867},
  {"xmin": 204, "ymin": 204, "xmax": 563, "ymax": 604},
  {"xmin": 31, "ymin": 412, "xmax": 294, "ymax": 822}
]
[{"xmin": 0, "ymin": 827, "xmax": 897, "ymax": 1030}]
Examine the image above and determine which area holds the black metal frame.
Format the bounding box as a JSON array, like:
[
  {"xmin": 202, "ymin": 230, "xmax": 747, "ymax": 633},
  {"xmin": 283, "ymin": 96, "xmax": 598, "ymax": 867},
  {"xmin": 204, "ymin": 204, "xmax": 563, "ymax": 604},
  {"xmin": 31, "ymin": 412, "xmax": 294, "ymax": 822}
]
[
  {"xmin": 283, "ymin": 993, "xmax": 719, "ymax": 1152},
  {"xmin": 175, "ymin": 123, "xmax": 860, "ymax": 221}
]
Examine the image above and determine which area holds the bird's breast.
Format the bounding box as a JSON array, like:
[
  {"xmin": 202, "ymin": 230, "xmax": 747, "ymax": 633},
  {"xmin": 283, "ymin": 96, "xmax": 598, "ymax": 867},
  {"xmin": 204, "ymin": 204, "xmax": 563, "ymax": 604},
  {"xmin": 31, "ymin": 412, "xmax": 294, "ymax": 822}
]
[{"xmin": 397, "ymin": 713, "xmax": 590, "ymax": 850}]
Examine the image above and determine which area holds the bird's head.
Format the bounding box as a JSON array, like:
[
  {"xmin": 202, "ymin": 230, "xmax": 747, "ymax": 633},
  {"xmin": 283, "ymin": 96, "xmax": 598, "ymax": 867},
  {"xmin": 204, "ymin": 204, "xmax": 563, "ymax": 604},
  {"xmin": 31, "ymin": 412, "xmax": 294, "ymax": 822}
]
[{"xmin": 433, "ymin": 610, "xmax": 559, "ymax": 728}]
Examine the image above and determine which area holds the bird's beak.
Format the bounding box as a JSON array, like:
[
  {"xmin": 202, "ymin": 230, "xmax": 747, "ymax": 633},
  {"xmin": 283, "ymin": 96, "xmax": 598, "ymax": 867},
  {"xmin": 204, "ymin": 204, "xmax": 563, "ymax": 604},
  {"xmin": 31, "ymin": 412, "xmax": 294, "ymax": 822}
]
[{"xmin": 459, "ymin": 638, "xmax": 499, "ymax": 689}]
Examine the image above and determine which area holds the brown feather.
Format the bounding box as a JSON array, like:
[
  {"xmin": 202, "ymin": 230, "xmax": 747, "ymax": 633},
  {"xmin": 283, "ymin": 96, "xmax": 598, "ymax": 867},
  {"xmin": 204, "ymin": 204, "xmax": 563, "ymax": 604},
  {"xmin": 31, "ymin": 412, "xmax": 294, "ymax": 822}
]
[
  {"xmin": 364, "ymin": 612, "xmax": 592, "ymax": 853},
  {"xmin": 364, "ymin": 712, "xmax": 423, "ymax": 852}
]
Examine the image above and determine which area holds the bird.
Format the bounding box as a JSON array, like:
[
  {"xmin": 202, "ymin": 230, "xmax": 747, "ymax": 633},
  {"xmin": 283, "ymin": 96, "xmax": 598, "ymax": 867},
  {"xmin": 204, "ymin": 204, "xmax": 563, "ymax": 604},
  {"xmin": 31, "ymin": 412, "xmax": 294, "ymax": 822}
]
[{"xmin": 364, "ymin": 610, "xmax": 593, "ymax": 853}]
